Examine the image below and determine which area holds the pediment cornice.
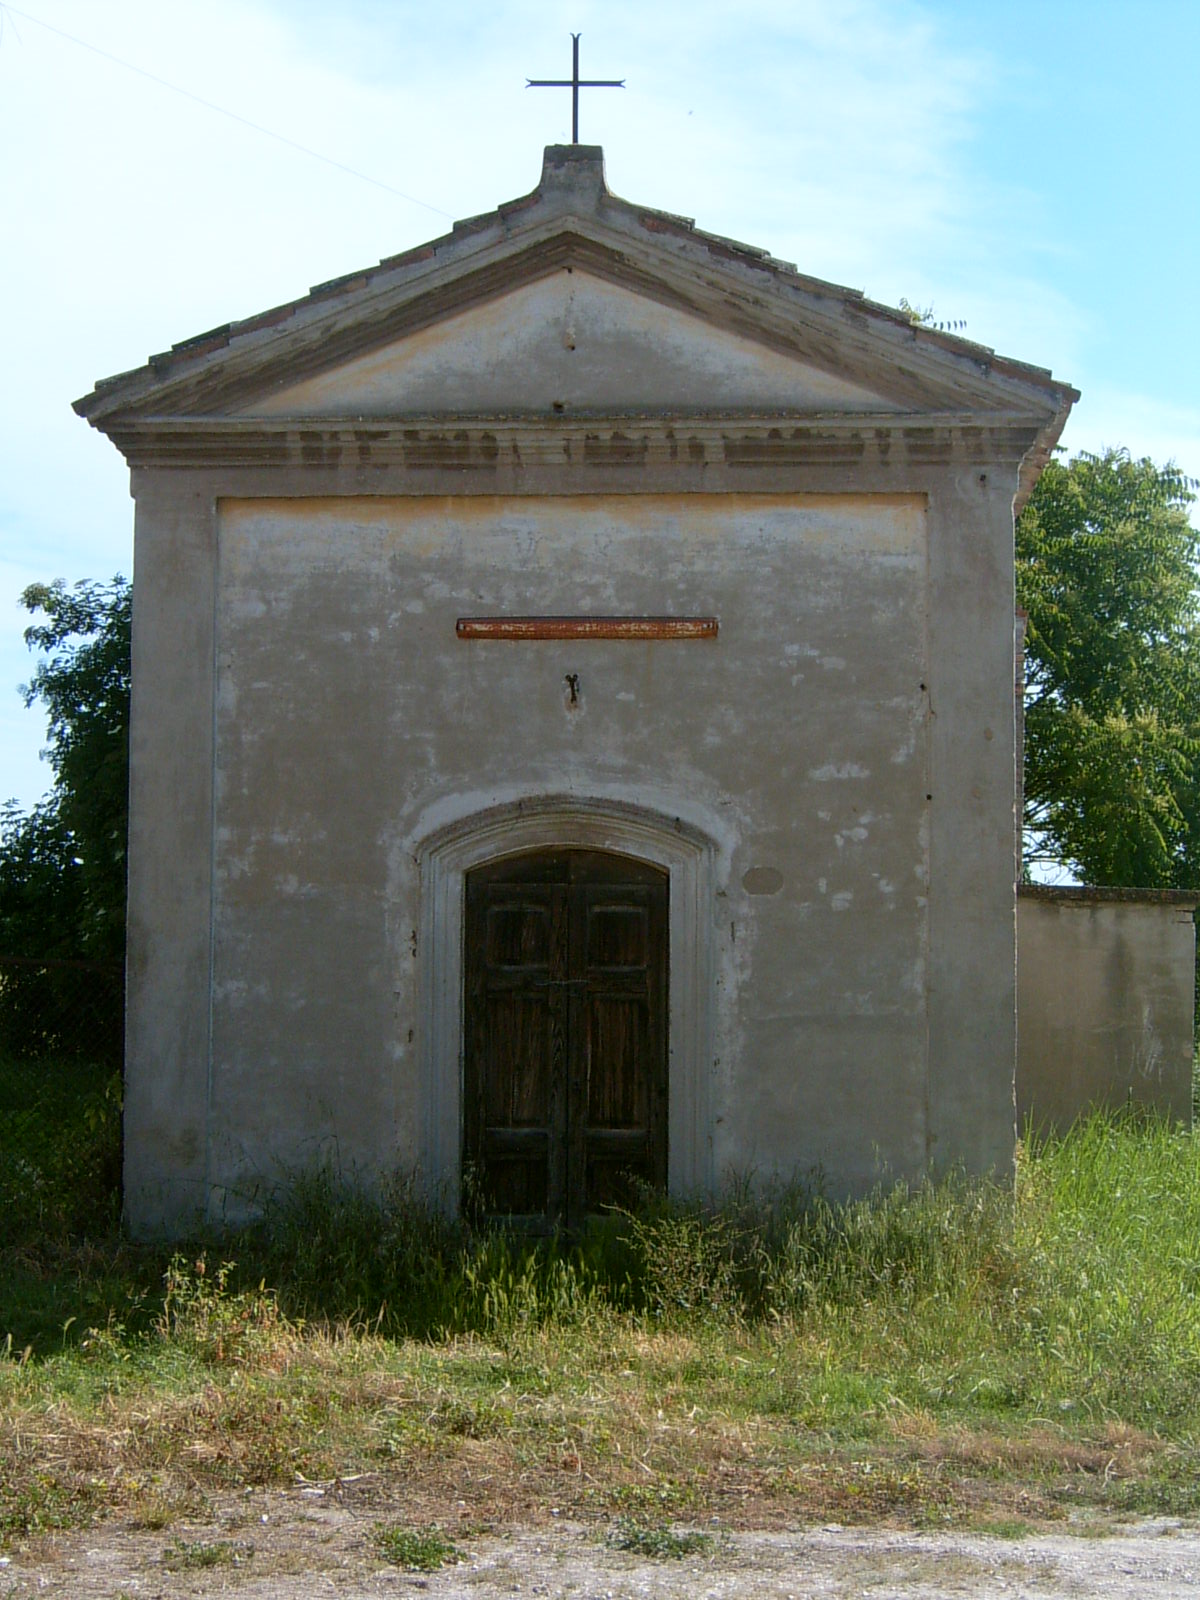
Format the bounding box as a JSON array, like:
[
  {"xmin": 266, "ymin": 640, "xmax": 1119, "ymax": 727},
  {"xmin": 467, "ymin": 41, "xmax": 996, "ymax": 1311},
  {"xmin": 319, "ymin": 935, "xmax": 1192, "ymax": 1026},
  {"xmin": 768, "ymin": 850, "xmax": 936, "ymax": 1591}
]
[
  {"xmin": 77, "ymin": 146, "xmax": 1075, "ymax": 480},
  {"xmin": 114, "ymin": 411, "xmax": 1056, "ymax": 508}
]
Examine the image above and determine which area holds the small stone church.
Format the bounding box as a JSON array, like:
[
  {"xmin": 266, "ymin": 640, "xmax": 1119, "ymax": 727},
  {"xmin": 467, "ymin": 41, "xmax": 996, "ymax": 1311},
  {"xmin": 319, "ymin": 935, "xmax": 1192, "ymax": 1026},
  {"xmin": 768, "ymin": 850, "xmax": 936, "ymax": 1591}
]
[{"xmin": 76, "ymin": 146, "xmax": 1191, "ymax": 1236}]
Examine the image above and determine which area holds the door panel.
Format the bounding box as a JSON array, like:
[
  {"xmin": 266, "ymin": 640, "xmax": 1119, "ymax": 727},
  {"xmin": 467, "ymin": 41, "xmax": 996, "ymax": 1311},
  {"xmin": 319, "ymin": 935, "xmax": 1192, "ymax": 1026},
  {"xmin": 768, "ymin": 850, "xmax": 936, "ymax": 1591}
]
[
  {"xmin": 464, "ymin": 850, "xmax": 667, "ymax": 1226},
  {"xmin": 482, "ymin": 1134, "xmax": 550, "ymax": 1215},
  {"xmin": 586, "ymin": 904, "xmax": 648, "ymax": 969},
  {"xmin": 483, "ymin": 994, "xmax": 553, "ymax": 1126},
  {"xmin": 586, "ymin": 996, "xmax": 649, "ymax": 1126},
  {"xmin": 485, "ymin": 900, "xmax": 552, "ymax": 967},
  {"xmin": 465, "ymin": 879, "xmax": 567, "ymax": 1223}
]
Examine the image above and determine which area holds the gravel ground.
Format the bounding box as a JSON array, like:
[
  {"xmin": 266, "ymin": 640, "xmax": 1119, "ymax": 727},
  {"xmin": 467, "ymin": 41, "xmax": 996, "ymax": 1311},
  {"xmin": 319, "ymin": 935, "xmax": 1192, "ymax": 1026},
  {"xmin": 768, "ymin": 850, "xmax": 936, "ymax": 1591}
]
[{"xmin": 3, "ymin": 1489, "xmax": 1199, "ymax": 1599}]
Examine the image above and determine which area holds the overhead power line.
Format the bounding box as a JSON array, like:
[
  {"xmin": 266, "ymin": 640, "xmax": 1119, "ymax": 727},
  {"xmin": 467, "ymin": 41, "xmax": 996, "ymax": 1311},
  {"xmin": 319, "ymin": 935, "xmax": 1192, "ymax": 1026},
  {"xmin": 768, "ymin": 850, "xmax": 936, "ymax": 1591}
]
[{"xmin": 0, "ymin": 3, "xmax": 452, "ymax": 219}]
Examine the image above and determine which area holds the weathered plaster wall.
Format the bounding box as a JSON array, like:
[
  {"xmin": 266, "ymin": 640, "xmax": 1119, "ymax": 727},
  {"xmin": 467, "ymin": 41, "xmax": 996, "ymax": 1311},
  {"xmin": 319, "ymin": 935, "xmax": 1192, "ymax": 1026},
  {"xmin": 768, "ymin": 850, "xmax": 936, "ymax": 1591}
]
[
  {"xmin": 1017, "ymin": 888, "xmax": 1197, "ymax": 1130},
  {"xmin": 121, "ymin": 447, "xmax": 1026, "ymax": 1234},
  {"xmin": 122, "ymin": 478, "xmax": 216, "ymax": 1230},
  {"xmin": 120, "ymin": 427, "xmax": 1030, "ymax": 1233},
  {"xmin": 245, "ymin": 271, "xmax": 899, "ymax": 418},
  {"xmin": 207, "ymin": 492, "xmax": 929, "ymax": 1217}
]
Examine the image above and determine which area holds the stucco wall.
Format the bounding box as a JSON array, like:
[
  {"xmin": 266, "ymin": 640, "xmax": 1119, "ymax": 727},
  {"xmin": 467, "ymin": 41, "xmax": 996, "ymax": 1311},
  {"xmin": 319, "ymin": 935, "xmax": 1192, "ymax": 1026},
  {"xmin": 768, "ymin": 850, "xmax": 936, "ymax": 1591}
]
[
  {"xmin": 1017, "ymin": 887, "xmax": 1197, "ymax": 1130},
  {"xmin": 121, "ymin": 442, "xmax": 1026, "ymax": 1233},
  {"xmin": 207, "ymin": 492, "xmax": 931, "ymax": 1216}
]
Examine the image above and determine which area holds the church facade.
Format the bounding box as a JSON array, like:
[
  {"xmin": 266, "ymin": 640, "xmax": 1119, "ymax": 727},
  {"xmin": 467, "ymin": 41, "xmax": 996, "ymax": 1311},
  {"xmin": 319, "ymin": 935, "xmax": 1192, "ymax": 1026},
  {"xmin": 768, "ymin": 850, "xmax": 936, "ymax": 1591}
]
[{"xmin": 78, "ymin": 146, "xmax": 1076, "ymax": 1234}]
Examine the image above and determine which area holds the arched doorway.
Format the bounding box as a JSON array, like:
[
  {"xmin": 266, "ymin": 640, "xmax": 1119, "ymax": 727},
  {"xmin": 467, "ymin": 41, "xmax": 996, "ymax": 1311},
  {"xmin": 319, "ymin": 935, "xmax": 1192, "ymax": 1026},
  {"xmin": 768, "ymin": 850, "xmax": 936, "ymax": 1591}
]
[{"xmin": 463, "ymin": 848, "xmax": 668, "ymax": 1227}]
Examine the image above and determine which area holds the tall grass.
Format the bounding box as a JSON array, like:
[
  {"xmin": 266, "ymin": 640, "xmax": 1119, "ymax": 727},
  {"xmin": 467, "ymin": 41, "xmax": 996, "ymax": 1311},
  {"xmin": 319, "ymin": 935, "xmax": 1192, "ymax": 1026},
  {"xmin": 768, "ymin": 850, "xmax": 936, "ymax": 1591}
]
[
  {"xmin": 1015, "ymin": 1114, "xmax": 1200, "ymax": 1418},
  {"xmin": 3, "ymin": 1084, "xmax": 1199, "ymax": 1432},
  {"xmin": 4, "ymin": 1105, "xmax": 1200, "ymax": 1540},
  {"xmin": 146, "ymin": 1119, "xmax": 1179, "ymax": 1424}
]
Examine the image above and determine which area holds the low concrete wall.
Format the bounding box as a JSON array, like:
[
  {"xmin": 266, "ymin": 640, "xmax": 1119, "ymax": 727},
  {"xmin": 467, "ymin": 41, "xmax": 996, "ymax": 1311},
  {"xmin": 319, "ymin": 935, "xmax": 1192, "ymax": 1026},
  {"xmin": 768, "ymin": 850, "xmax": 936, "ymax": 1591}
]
[{"xmin": 1017, "ymin": 886, "xmax": 1198, "ymax": 1131}]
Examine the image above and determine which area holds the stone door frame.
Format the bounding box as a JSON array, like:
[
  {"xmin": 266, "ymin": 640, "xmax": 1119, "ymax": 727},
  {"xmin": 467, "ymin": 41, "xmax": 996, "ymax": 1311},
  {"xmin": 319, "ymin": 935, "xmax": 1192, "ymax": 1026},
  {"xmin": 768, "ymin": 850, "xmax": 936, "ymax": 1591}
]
[{"xmin": 415, "ymin": 795, "xmax": 716, "ymax": 1207}]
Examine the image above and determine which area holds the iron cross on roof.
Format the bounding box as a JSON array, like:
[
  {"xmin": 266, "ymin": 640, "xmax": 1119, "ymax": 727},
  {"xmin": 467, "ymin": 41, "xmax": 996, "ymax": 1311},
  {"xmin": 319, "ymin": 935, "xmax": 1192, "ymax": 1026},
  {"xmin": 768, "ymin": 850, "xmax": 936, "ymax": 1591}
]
[{"xmin": 527, "ymin": 34, "xmax": 624, "ymax": 144}]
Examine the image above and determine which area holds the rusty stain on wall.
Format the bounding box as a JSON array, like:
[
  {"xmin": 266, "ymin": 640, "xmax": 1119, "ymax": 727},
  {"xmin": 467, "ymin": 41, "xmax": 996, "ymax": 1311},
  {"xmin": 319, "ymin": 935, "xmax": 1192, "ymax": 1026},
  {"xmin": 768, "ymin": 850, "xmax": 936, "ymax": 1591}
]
[{"xmin": 456, "ymin": 616, "xmax": 719, "ymax": 641}]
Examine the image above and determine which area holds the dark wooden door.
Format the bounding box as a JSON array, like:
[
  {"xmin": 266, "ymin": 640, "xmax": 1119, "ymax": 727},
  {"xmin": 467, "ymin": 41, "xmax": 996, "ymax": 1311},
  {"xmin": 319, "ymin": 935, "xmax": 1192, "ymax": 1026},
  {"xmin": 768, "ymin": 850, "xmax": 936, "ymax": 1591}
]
[{"xmin": 464, "ymin": 849, "xmax": 667, "ymax": 1228}]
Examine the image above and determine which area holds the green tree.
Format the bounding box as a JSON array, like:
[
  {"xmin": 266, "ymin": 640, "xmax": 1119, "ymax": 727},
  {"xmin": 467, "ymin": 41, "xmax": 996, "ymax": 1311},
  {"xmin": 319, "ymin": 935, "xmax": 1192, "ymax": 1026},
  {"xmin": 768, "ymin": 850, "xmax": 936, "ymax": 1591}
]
[
  {"xmin": 0, "ymin": 579, "xmax": 130, "ymax": 1062},
  {"xmin": 1017, "ymin": 449, "xmax": 1200, "ymax": 885},
  {"xmin": 14, "ymin": 577, "xmax": 132, "ymax": 958}
]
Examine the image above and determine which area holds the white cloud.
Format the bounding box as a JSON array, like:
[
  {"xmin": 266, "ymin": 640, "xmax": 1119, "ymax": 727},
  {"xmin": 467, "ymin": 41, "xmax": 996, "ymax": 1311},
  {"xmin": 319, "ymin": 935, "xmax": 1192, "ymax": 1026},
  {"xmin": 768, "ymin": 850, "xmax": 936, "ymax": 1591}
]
[{"xmin": 1059, "ymin": 388, "xmax": 1200, "ymax": 490}]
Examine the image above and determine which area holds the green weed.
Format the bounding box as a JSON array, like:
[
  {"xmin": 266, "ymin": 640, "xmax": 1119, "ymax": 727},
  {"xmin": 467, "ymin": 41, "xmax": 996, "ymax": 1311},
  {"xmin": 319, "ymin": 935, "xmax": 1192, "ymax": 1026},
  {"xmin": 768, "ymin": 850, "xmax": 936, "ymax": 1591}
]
[
  {"xmin": 371, "ymin": 1523, "xmax": 461, "ymax": 1569},
  {"xmin": 619, "ymin": 1202, "xmax": 743, "ymax": 1322},
  {"xmin": 0, "ymin": 1469, "xmax": 103, "ymax": 1544},
  {"xmin": 162, "ymin": 1537, "xmax": 253, "ymax": 1570},
  {"xmin": 970, "ymin": 1518, "xmax": 1035, "ymax": 1539},
  {"xmin": 156, "ymin": 1254, "xmax": 289, "ymax": 1366},
  {"xmin": 606, "ymin": 1515, "xmax": 712, "ymax": 1558}
]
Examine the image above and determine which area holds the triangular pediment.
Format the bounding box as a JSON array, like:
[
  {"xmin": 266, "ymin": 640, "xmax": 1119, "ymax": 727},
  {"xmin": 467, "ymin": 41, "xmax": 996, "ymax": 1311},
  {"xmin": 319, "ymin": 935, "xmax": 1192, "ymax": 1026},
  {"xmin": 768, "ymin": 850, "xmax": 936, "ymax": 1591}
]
[
  {"xmin": 239, "ymin": 269, "xmax": 901, "ymax": 418},
  {"xmin": 77, "ymin": 145, "xmax": 1075, "ymax": 457}
]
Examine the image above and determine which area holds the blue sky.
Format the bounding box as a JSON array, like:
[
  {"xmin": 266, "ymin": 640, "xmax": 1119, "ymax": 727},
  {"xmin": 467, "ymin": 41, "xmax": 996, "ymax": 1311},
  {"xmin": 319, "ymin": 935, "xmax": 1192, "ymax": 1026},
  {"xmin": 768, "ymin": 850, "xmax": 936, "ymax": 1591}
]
[{"xmin": 1, "ymin": 0, "xmax": 1196, "ymax": 810}]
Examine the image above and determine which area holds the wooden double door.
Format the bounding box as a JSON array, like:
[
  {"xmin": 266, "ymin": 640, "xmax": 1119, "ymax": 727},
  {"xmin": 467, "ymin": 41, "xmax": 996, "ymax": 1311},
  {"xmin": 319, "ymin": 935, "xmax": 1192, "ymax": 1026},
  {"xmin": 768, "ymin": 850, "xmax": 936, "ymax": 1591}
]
[{"xmin": 464, "ymin": 849, "xmax": 668, "ymax": 1228}]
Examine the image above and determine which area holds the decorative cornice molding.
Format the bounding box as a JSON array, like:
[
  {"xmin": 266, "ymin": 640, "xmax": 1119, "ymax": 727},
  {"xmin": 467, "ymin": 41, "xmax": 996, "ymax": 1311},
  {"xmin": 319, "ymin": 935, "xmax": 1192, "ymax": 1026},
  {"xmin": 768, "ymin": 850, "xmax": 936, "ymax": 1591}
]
[
  {"xmin": 78, "ymin": 220, "xmax": 1075, "ymax": 432},
  {"xmin": 114, "ymin": 411, "xmax": 1046, "ymax": 476}
]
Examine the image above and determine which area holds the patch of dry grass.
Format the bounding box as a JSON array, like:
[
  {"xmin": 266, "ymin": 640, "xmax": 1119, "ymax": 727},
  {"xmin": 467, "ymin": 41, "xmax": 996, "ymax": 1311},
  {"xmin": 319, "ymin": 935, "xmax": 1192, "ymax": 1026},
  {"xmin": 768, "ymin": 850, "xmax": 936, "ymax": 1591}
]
[
  {"xmin": 3, "ymin": 1313, "xmax": 1197, "ymax": 1553},
  {"xmin": 4, "ymin": 1116, "xmax": 1200, "ymax": 1551}
]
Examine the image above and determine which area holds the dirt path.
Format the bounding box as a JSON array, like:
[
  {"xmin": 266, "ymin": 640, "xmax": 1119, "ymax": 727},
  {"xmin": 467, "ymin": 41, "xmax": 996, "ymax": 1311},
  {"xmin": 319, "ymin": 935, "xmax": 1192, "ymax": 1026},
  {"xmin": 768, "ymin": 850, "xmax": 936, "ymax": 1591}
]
[{"xmin": 3, "ymin": 1490, "xmax": 1200, "ymax": 1599}]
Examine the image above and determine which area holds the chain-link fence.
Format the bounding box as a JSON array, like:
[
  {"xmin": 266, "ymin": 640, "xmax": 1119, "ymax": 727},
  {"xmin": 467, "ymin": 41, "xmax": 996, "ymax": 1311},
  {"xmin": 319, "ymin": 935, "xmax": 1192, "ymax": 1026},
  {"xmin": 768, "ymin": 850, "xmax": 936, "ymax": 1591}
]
[{"xmin": 0, "ymin": 954, "xmax": 124, "ymax": 1242}]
